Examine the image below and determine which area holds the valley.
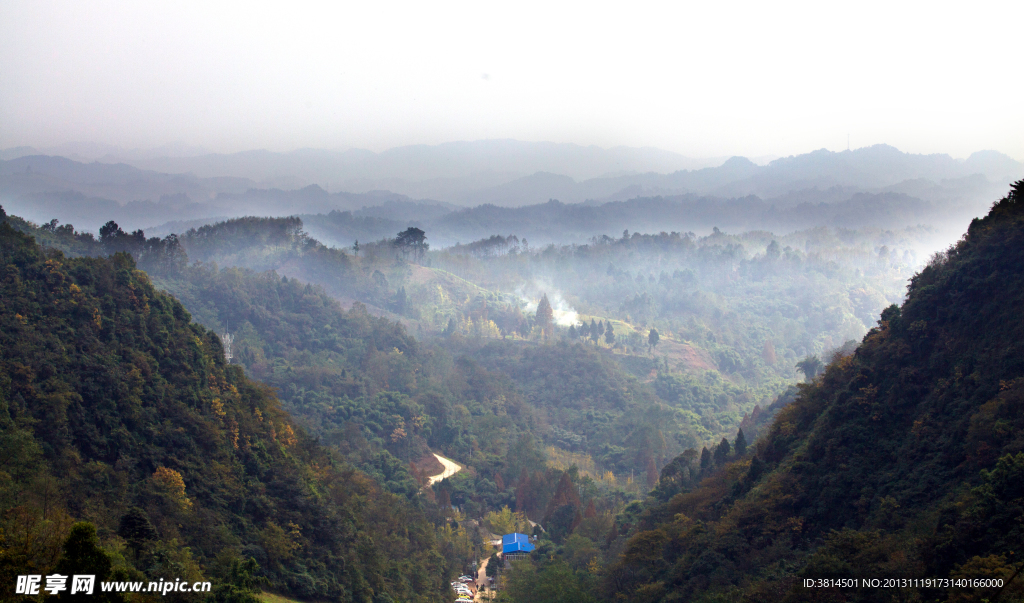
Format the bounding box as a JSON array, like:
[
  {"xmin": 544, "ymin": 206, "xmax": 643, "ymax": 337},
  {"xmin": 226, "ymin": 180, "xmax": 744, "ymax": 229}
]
[{"xmin": 2, "ymin": 169, "xmax": 1023, "ymax": 603}]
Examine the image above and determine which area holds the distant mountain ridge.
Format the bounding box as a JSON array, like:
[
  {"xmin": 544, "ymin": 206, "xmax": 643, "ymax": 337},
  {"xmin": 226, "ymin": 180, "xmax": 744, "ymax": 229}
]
[
  {"xmin": 451, "ymin": 145, "xmax": 1023, "ymax": 207},
  {"xmin": 2, "ymin": 144, "xmax": 1021, "ymax": 245},
  {"xmin": 302, "ymin": 191, "xmax": 951, "ymax": 249},
  {"xmin": 4, "ymin": 141, "xmax": 1019, "ymax": 209},
  {"xmin": 3, "ymin": 139, "xmax": 721, "ymax": 191}
]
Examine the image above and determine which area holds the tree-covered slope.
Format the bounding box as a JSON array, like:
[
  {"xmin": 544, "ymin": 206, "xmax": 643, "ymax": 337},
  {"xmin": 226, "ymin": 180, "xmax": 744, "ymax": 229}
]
[
  {"xmin": 605, "ymin": 182, "xmax": 1024, "ymax": 602},
  {"xmin": 0, "ymin": 221, "xmax": 448, "ymax": 602}
]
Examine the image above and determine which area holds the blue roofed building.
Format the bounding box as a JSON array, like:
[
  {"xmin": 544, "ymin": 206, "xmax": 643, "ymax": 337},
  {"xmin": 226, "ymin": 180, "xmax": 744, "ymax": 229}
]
[{"xmin": 501, "ymin": 533, "xmax": 535, "ymax": 555}]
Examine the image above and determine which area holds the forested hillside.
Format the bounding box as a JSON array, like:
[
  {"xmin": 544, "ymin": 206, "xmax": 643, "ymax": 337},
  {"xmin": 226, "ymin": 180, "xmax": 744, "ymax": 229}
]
[
  {"xmin": 0, "ymin": 206, "xmax": 685, "ymax": 590},
  {"xmin": 0, "ymin": 218, "xmax": 450, "ymax": 602},
  {"xmin": 588, "ymin": 181, "xmax": 1024, "ymax": 602},
  {"xmin": 0, "ymin": 201, "xmax": 924, "ymax": 503},
  {"xmin": 151, "ymin": 211, "xmax": 925, "ymax": 449},
  {"xmin": 151, "ymin": 264, "xmax": 698, "ymax": 503}
]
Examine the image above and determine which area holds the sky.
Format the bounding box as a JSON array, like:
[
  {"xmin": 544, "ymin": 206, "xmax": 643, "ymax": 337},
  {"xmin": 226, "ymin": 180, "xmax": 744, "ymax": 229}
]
[{"xmin": 1, "ymin": 0, "xmax": 1022, "ymax": 160}]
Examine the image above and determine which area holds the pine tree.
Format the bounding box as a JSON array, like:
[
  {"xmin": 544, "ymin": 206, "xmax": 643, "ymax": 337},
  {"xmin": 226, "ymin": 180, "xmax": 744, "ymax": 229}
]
[
  {"xmin": 486, "ymin": 553, "xmax": 500, "ymax": 578},
  {"xmin": 745, "ymin": 455, "xmax": 766, "ymax": 484},
  {"xmin": 700, "ymin": 447, "xmax": 712, "ymax": 471},
  {"xmin": 536, "ymin": 294, "xmax": 554, "ymax": 338},
  {"xmin": 605, "ymin": 321, "xmax": 615, "ymax": 345},
  {"xmin": 648, "ymin": 328, "xmax": 660, "ymax": 353},
  {"xmin": 118, "ymin": 507, "xmax": 158, "ymax": 558},
  {"xmin": 734, "ymin": 429, "xmax": 748, "ymax": 456},
  {"xmin": 714, "ymin": 438, "xmax": 731, "ymax": 465},
  {"xmin": 55, "ymin": 523, "xmax": 126, "ymax": 603}
]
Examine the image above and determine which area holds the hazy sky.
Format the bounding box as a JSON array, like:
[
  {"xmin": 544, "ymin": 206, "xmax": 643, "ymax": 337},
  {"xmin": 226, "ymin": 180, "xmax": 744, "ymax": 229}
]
[{"xmin": 2, "ymin": 0, "xmax": 1021, "ymax": 160}]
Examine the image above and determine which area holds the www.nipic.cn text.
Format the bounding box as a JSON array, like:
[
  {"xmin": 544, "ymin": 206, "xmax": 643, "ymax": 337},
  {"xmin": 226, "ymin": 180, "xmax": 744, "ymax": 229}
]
[{"xmin": 16, "ymin": 575, "xmax": 213, "ymax": 596}]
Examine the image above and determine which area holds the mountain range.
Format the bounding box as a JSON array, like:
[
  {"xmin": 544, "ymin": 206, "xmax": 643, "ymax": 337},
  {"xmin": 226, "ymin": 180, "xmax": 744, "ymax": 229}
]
[{"xmin": 1, "ymin": 142, "xmax": 1021, "ymax": 244}]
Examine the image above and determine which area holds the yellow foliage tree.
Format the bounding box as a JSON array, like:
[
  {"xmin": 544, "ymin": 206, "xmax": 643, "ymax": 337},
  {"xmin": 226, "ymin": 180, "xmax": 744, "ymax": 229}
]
[
  {"xmin": 151, "ymin": 467, "xmax": 192, "ymax": 511},
  {"xmin": 279, "ymin": 423, "xmax": 297, "ymax": 447},
  {"xmin": 485, "ymin": 505, "xmax": 528, "ymax": 536}
]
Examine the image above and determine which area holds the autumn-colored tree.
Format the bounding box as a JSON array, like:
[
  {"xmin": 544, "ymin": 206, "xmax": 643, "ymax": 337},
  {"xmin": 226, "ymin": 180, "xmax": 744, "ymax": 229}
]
[
  {"xmin": 485, "ymin": 505, "xmax": 526, "ymax": 535},
  {"xmin": 544, "ymin": 473, "xmax": 582, "ymax": 519},
  {"xmin": 515, "ymin": 470, "xmax": 532, "ymax": 514},
  {"xmin": 151, "ymin": 467, "xmax": 192, "ymax": 511},
  {"xmin": 438, "ymin": 488, "xmax": 452, "ymax": 516},
  {"xmin": 646, "ymin": 457, "xmax": 659, "ymax": 489},
  {"xmin": 494, "ymin": 471, "xmax": 505, "ymax": 491},
  {"xmin": 763, "ymin": 340, "xmax": 777, "ymax": 364},
  {"xmin": 585, "ymin": 500, "xmax": 597, "ymax": 519}
]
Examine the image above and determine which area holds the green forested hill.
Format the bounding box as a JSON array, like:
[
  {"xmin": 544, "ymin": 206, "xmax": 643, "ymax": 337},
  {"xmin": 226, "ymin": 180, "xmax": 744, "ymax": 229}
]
[
  {"xmin": 0, "ymin": 221, "xmax": 448, "ymax": 602},
  {"xmin": 601, "ymin": 182, "xmax": 1024, "ymax": 602},
  {"xmin": 0, "ymin": 206, "xmax": 691, "ymax": 564},
  {"xmin": 152, "ymin": 262, "xmax": 693, "ymax": 505}
]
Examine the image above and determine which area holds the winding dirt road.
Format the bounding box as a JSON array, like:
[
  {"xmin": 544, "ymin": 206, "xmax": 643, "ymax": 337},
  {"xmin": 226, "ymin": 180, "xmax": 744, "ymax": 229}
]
[{"xmin": 427, "ymin": 453, "xmax": 461, "ymax": 485}]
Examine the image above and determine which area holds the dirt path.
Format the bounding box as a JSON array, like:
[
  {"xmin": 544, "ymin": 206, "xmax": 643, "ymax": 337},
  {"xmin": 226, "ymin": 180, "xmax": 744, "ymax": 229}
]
[
  {"xmin": 475, "ymin": 556, "xmax": 491, "ymax": 601},
  {"xmin": 427, "ymin": 453, "xmax": 461, "ymax": 485}
]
